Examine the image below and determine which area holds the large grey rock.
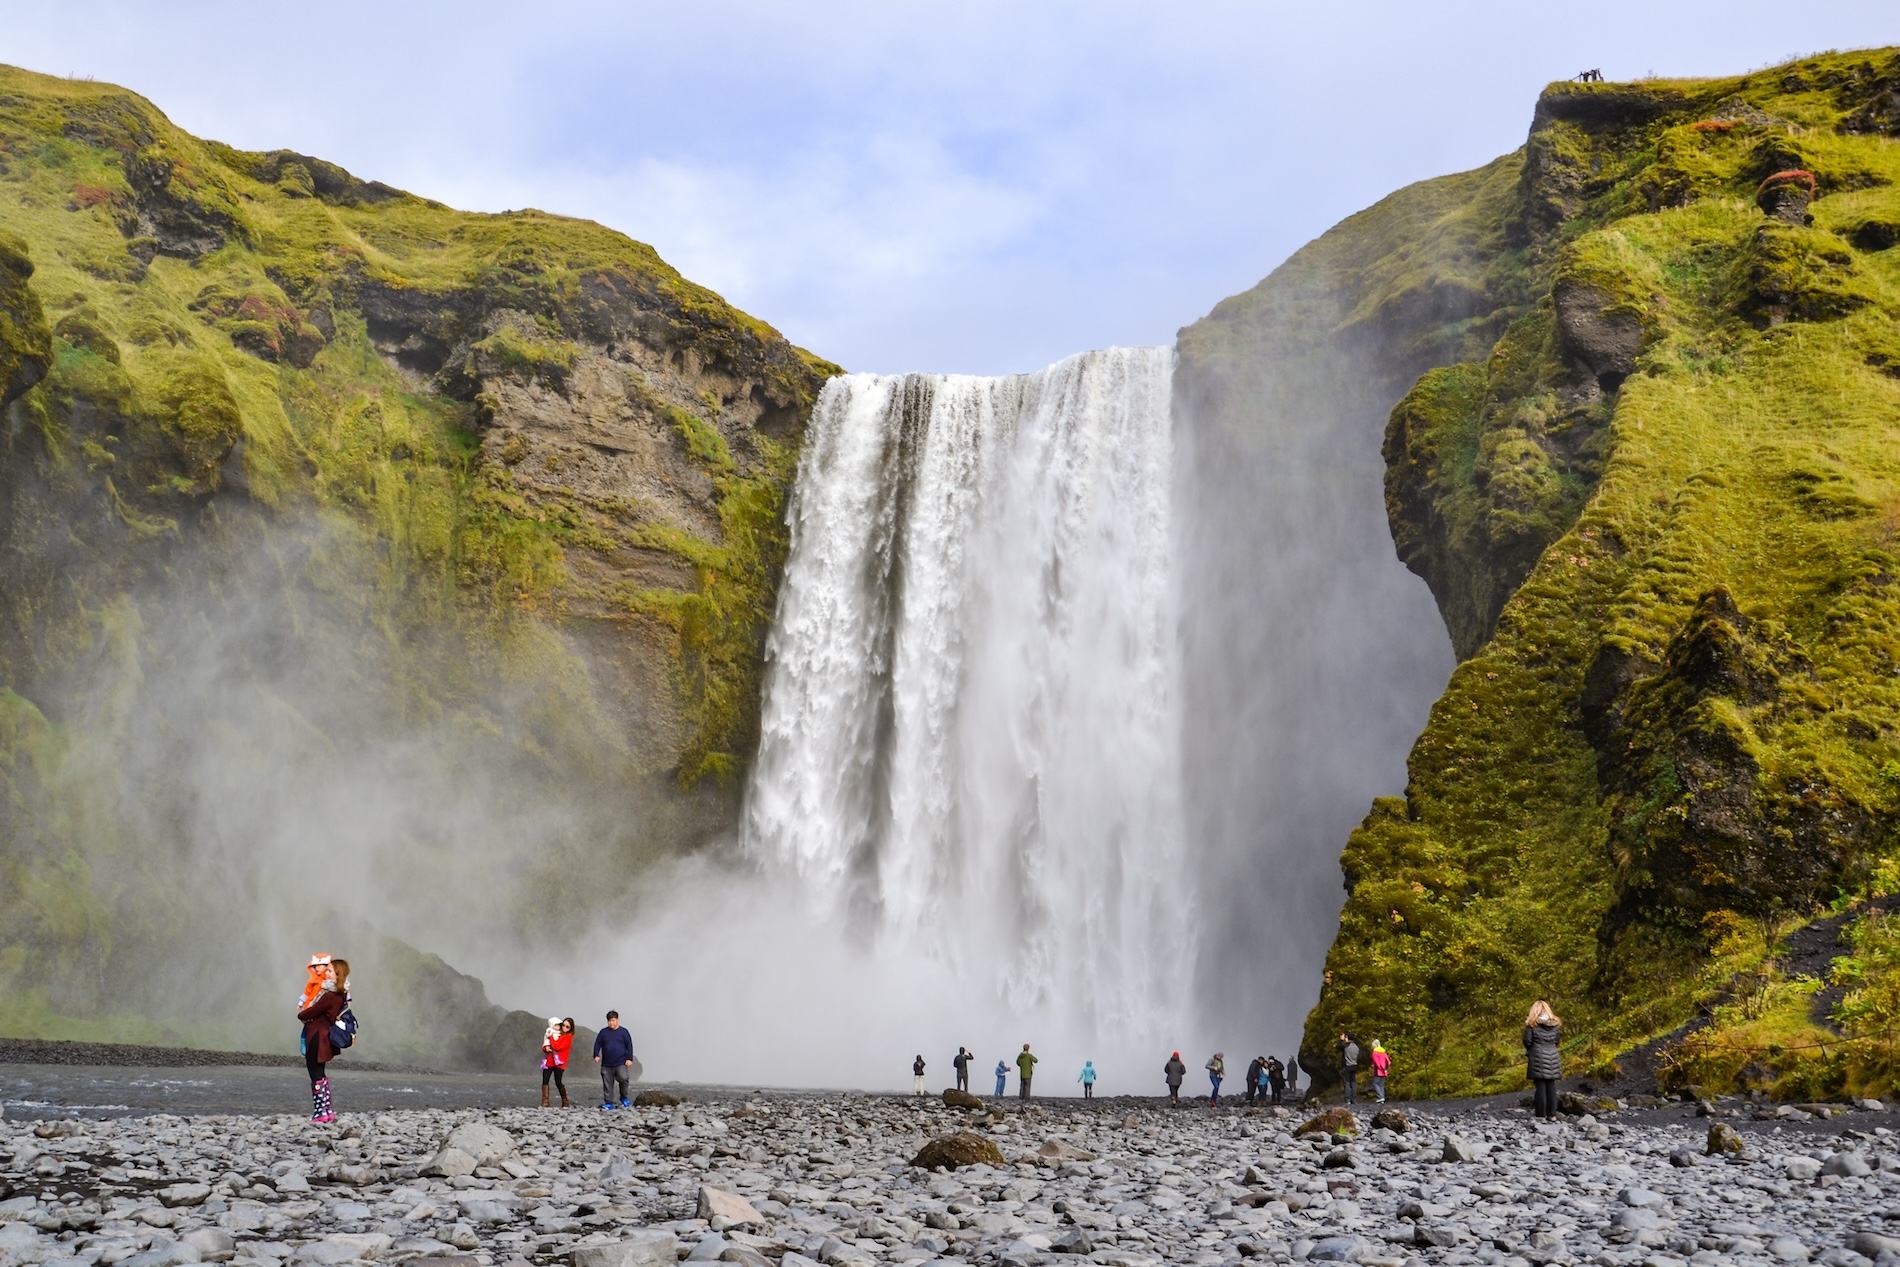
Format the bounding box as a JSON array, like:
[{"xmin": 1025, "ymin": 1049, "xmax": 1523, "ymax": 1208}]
[
  {"xmin": 568, "ymin": 1232, "xmax": 678, "ymax": 1267},
  {"xmin": 123, "ymin": 1238, "xmax": 204, "ymax": 1267},
  {"xmin": 697, "ymin": 1186, "xmax": 763, "ymax": 1226},
  {"xmin": 421, "ymin": 1148, "xmax": 476, "ymax": 1178},
  {"xmin": 1783, "ymin": 1156, "xmax": 1821, "ymax": 1181},
  {"xmin": 1441, "ymin": 1136, "xmax": 1475, "ymax": 1163},
  {"xmin": 158, "ymin": 1184, "xmax": 211, "ymax": 1209},
  {"xmin": 440, "ymin": 1122, "xmax": 515, "ymax": 1166},
  {"xmin": 1308, "ymin": 1235, "xmax": 1367, "ymax": 1262},
  {"xmin": 1852, "ymin": 1232, "xmax": 1900, "ymax": 1258},
  {"xmin": 1823, "ymin": 1151, "xmax": 1872, "ymax": 1177},
  {"xmin": 1768, "ymin": 1236, "xmax": 1810, "ymax": 1262},
  {"xmin": 181, "ymin": 1229, "xmax": 236, "ymax": 1262}
]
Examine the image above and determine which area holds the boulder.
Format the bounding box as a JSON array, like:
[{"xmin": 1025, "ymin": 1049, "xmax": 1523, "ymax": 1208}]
[
  {"xmin": 1035, "ymin": 1140, "xmax": 1095, "ymax": 1165},
  {"xmin": 1822, "ymin": 1150, "xmax": 1872, "ymax": 1177},
  {"xmin": 1321, "ymin": 1147, "xmax": 1359, "ymax": 1170},
  {"xmin": 911, "ymin": 1132, "xmax": 1006, "ymax": 1170},
  {"xmin": 1308, "ymin": 1235, "xmax": 1368, "ymax": 1262},
  {"xmin": 697, "ymin": 1186, "xmax": 763, "ymax": 1226},
  {"xmin": 1854, "ymin": 1232, "xmax": 1900, "ymax": 1258},
  {"xmin": 1296, "ymin": 1108, "xmax": 1357, "ymax": 1138},
  {"xmin": 942, "ymin": 1088, "xmax": 985, "ymax": 1110},
  {"xmin": 158, "ymin": 1184, "xmax": 211, "ymax": 1209},
  {"xmin": 441, "ymin": 1122, "xmax": 515, "ymax": 1165},
  {"xmin": 1707, "ymin": 1123, "xmax": 1744, "ymax": 1156},
  {"xmin": 421, "ymin": 1148, "xmax": 477, "ymax": 1179},
  {"xmin": 569, "ymin": 1234, "xmax": 679, "ymax": 1267},
  {"xmin": 1783, "ymin": 1156, "xmax": 1821, "ymax": 1181},
  {"xmin": 1370, "ymin": 1108, "xmax": 1409, "ymax": 1134},
  {"xmin": 633, "ymin": 1090, "xmax": 681, "ymax": 1108},
  {"xmin": 181, "ymin": 1230, "xmax": 236, "ymax": 1262}
]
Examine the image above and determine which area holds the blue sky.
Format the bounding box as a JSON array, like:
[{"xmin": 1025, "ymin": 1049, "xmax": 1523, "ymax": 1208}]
[{"xmin": 8, "ymin": 1, "xmax": 1895, "ymax": 373}]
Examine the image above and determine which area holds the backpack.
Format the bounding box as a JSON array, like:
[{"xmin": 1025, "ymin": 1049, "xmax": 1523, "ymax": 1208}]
[{"xmin": 329, "ymin": 1006, "xmax": 359, "ymax": 1052}]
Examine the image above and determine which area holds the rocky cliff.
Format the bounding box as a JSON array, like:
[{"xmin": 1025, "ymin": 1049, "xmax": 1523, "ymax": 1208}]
[
  {"xmin": 0, "ymin": 65, "xmax": 836, "ymax": 1058},
  {"xmin": 1280, "ymin": 50, "xmax": 1900, "ymax": 1098}
]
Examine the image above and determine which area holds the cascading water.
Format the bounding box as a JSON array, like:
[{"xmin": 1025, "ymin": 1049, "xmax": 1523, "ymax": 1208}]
[
  {"xmin": 744, "ymin": 347, "xmax": 1189, "ymax": 1053},
  {"xmin": 553, "ymin": 347, "xmax": 1201, "ymax": 1091}
]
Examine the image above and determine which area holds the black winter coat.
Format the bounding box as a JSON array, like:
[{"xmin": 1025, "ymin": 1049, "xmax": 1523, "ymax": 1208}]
[
  {"xmin": 1524, "ymin": 1021, "xmax": 1562, "ymax": 1080},
  {"xmin": 1164, "ymin": 1057, "xmax": 1186, "ymax": 1088}
]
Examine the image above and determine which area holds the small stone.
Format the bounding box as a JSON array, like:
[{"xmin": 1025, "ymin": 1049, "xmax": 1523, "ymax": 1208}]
[
  {"xmin": 1415, "ymin": 1226, "xmax": 1458, "ymax": 1249},
  {"xmin": 1322, "ymin": 1147, "xmax": 1359, "ymax": 1169},
  {"xmin": 1707, "ymin": 1123, "xmax": 1744, "ymax": 1155},
  {"xmin": 181, "ymin": 1230, "xmax": 235, "ymax": 1262},
  {"xmin": 1442, "ymin": 1135, "xmax": 1476, "ymax": 1163},
  {"xmin": 1036, "ymin": 1139, "xmax": 1095, "ymax": 1165},
  {"xmin": 159, "ymin": 1184, "xmax": 212, "ymax": 1209},
  {"xmin": 1768, "ymin": 1235, "xmax": 1810, "ymax": 1261},
  {"xmin": 1298, "ymin": 1109, "xmax": 1358, "ymax": 1138},
  {"xmin": 1860, "ymin": 1099, "xmax": 1886, "ymax": 1112},
  {"xmin": 1668, "ymin": 1147, "xmax": 1701, "ymax": 1167},
  {"xmin": 1308, "ymin": 1235, "xmax": 1368, "ymax": 1262},
  {"xmin": 633, "ymin": 1090, "xmax": 681, "ymax": 1108},
  {"xmin": 1049, "ymin": 1228, "xmax": 1093, "ymax": 1254},
  {"xmin": 1785, "ymin": 1156, "xmax": 1821, "ymax": 1181}
]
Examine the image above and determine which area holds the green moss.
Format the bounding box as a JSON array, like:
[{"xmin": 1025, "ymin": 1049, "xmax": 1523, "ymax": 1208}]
[{"xmin": 1304, "ymin": 46, "xmax": 1900, "ymax": 1099}]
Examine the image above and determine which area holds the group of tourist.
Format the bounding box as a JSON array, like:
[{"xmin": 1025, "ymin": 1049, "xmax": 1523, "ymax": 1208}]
[{"xmin": 295, "ymin": 950, "xmax": 1568, "ymax": 1123}]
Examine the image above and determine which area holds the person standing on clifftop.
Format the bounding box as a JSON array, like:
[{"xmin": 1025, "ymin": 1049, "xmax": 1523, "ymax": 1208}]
[
  {"xmin": 1016, "ymin": 1044, "xmax": 1038, "ymax": 1099},
  {"xmin": 953, "ymin": 1046, "xmax": 972, "ymax": 1092},
  {"xmin": 1338, "ymin": 1033, "xmax": 1360, "ymax": 1105},
  {"xmin": 593, "ymin": 1010, "xmax": 635, "ymax": 1110},
  {"xmin": 1163, "ymin": 1052, "xmax": 1186, "ymax": 1105},
  {"xmin": 994, "ymin": 1058, "xmax": 1008, "ymax": 1097},
  {"xmin": 912, "ymin": 1054, "xmax": 927, "ymax": 1096},
  {"xmin": 1524, "ymin": 1000, "xmax": 1563, "ymax": 1121}
]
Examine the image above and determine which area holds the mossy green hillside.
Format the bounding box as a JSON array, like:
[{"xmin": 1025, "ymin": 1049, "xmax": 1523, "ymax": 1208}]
[
  {"xmin": 1303, "ymin": 48, "xmax": 1900, "ymax": 1098},
  {"xmin": 0, "ymin": 64, "xmax": 837, "ymax": 1042}
]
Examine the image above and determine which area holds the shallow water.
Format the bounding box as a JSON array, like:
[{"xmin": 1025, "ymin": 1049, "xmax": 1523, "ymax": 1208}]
[{"xmin": 0, "ymin": 1062, "xmax": 559, "ymax": 1119}]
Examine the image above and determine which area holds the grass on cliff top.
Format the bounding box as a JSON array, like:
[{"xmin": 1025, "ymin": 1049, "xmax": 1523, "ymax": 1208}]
[{"xmin": 1306, "ymin": 49, "xmax": 1900, "ymax": 1098}]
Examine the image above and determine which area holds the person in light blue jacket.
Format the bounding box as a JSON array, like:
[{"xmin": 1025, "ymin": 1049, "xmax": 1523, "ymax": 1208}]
[
  {"xmin": 994, "ymin": 1059, "xmax": 1008, "ymax": 1097},
  {"xmin": 1077, "ymin": 1061, "xmax": 1097, "ymax": 1100}
]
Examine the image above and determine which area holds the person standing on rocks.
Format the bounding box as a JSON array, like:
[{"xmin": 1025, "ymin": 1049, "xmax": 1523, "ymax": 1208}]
[
  {"xmin": 296, "ymin": 957, "xmax": 350, "ymax": 1125},
  {"xmin": 912, "ymin": 1054, "xmax": 926, "ymax": 1096},
  {"xmin": 1524, "ymin": 1000, "xmax": 1563, "ymax": 1121},
  {"xmin": 953, "ymin": 1046, "xmax": 972, "ymax": 1092},
  {"xmin": 1286, "ymin": 1053, "xmax": 1299, "ymax": 1100},
  {"xmin": 593, "ymin": 1010, "xmax": 636, "ymax": 1110},
  {"xmin": 1267, "ymin": 1055, "xmax": 1286, "ymax": 1104},
  {"xmin": 541, "ymin": 1017, "xmax": 573, "ymax": 1108},
  {"xmin": 1078, "ymin": 1060, "xmax": 1097, "ymax": 1099},
  {"xmin": 1244, "ymin": 1055, "xmax": 1266, "ymax": 1105},
  {"xmin": 1205, "ymin": 1052, "xmax": 1225, "ymax": 1104},
  {"xmin": 1338, "ymin": 1033, "xmax": 1360, "ymax": 1105},
  {"xmin": 1016, "ymin": 1044, "xmax": 1038, "ymax": 1099},
  {"xmin": 1163, "ymin": 1051, "xmax": 1186, "ymax": 1105},
  {"xmin": 1369, "ymin": 1040, "xmax": 1391, "ymax": 1104},
  {"xmin": 994, "ymin": 1058, "xmax": 1008, "ymax": 1097}
]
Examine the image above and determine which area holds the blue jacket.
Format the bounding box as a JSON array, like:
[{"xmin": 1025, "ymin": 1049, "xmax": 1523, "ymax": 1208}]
[{"xmin": 594, "ymin": 1024, "xmax": 635, "ymax": 1066}]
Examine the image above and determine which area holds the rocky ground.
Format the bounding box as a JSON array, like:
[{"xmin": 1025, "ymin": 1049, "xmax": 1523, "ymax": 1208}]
[{"xmin": 2, "ymin": 1090, "xmax": 1899, "ymax": 1267}]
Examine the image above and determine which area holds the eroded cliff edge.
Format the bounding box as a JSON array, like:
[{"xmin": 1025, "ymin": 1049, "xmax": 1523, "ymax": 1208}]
[
  {"xmin": 1295, "ymin": 50, "xmax": 1900, "ymax": 1098},
  {"xmin": 0, "ymin": 66, "xmax": 837, "ymax": 1055}
]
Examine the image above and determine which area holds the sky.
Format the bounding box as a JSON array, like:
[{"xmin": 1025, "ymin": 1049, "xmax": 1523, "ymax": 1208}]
[{"xmin": 5, "ymin": 1, "xmax": 1894, "ymax": 374}]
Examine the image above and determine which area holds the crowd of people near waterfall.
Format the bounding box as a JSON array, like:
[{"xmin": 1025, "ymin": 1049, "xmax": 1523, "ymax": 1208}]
[{"xmin": 293, "ymin": 951, "xmax": 1565, "ymax": 1122}]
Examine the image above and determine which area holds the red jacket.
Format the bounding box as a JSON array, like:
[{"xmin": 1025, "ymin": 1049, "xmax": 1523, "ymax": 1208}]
[
  {"xmin": 298, "ymin": 990, "xmax": 346, "ymax": 1064},
  {"xmin": 542, "ymin": 1031, "xmax": 572, "ymax": 1069}
]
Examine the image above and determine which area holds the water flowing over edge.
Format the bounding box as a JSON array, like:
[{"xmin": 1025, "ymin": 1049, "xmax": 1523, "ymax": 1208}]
[{"xmin": 744, "ymin": 346, "xmax": 1193, "ymax": 1055}]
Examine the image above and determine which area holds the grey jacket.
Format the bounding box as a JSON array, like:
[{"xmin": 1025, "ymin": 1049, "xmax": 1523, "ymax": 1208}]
[
  {"xmin": 1164, "ymin": 1057, "xmax": 1186, "ymax": 1088},
  {"xmin": 1524, "ymin": 1021, "xmax": 1562, "ymax": 1080}
]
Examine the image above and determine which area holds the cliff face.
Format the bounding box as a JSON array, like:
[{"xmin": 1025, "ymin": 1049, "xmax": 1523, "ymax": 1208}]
[
  {"xmin": 1299, "ymin": 50, "xmax": 1900, "ymax": 1097},
  {"xmin": 0, "ymin": 66, "xmax": 836, "ymax": 1051}
]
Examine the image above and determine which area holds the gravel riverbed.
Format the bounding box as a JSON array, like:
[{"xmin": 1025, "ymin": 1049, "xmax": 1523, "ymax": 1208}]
[{"xmin": 2, "ymin": 1092, "xmax": 1897, "ymax": 1267}]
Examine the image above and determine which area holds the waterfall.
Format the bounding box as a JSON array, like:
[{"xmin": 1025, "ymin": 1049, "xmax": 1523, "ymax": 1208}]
[{"xmin": 745, "ymin": 346, "xmax": 1191, "ymax": 1052}]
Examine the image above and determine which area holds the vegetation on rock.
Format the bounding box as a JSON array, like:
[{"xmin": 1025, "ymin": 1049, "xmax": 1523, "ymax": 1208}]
[
  {"xmin": 1297, "ymin": 49, "xmax": 1900, "ymax": 1100},
  {"xmin": 0, "ymin": 65, "xmax": 837, "ymax": 1047}
]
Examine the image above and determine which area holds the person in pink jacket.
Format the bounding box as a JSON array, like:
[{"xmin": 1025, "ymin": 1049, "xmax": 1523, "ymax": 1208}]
[{"xmin": 1369, "ymin": 1040, "xmax": 1392, "ymax": 1104}]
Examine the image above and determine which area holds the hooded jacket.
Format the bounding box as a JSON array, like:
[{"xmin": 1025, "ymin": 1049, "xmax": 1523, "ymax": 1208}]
[{"xmin": 1164, "ymin": 1055, "xmax": 1186, "ymax": 1088}]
